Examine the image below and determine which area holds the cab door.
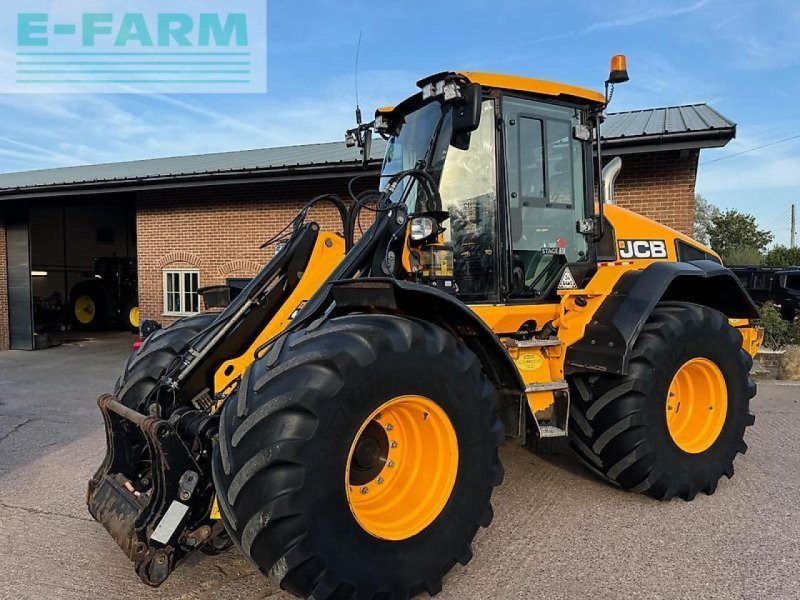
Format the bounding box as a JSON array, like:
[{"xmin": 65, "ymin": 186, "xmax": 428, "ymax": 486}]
[{"xmin": 502, "ymin": 96, "xmax": 591, "ymax": 299}]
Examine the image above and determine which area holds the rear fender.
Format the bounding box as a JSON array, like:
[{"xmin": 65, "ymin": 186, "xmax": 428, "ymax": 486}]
[{"xmin": 566, "ymin": 260, "xmax": 760, "ymax": 375}]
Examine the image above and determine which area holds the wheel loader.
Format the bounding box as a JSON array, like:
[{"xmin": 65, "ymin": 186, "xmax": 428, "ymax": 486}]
[{"xmin": 87, "ymin": 57, "xmax": 763, "ymax": 599}]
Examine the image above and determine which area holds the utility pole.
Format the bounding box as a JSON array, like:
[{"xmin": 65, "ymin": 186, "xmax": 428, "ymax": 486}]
[{"xmin": 792, "ymin": 204, "xmax": 796, "ymax": 249}]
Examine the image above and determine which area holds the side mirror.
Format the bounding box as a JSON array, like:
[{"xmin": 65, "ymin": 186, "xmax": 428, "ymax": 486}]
[
  {"xmin": 451, "ymin": 83, "xmax": 481, "ymax": 150},
  {"xmin": 361, "ymin": 134, "xmax": 372, "ymax": 169},
  {"xmin": 452, "ymin": 83, "xmax": 481, "ymax": 134}
]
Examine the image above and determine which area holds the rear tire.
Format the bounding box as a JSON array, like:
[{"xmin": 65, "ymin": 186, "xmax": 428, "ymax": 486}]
[
  {"xmin": 125, "ymin": 304, "xmax": 141, "ymax": 334},
  {"xmin": 568, "ymin": 302, "xmax": 756, "ymax": 501},
  {"xmin": 70, "ymin": 288, "xmax": 107, "ymax": 331},
  {"xmin": 212, "ymin": 314, "xmax": 504, "ymax": 600}
]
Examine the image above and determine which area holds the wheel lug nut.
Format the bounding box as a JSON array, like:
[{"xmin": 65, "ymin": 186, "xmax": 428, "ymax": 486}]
[
  {"xmin": 386, "ymin": 461, "xmax": 395, "ymax": 468},
  {"xmin": 360, "ymin": 486, "xmax": 369, "ymax": 494},
  {"xmin": 377, "ymin": 477, "xmax": 384, "ymax": 484},
  {"xmin": 375, "ymin": 413, "xmax": 382, "ymax": 420},
  {"xmin": 386, "ymin": 423, "xmax": 394, "ymax": 431},
  {"xmin": 390, "ymin": 441, "xmax": 398, "ymax": 448}
]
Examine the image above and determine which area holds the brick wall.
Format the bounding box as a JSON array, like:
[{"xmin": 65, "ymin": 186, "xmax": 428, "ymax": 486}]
[
  {"xmin": 136, "ymin": 177, "xmax": 374, "ymax": 325},
  {"xmin": 0, "ymin": 214, "xmax": 8, "ymax": 350},
  {"xmin": 135, "ymin": 150, "xmax": 698, "ymax": 326},
  {"xmin": 605, "ymin": 149, "xmax": 699, "ymax": 236},
  {"xmin": 0, "ymin": 149, "xmax": 701, "ymax": 350}
]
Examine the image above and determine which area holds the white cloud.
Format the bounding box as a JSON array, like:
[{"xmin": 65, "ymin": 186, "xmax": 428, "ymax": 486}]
[
  {"xmin": 698, "ymin": 154, "xmax": 800, "ymax": 194},
  {"xmin": 0, "ymin": 68, "xmax": 415, "ymax": 173},
  {"xmin": 696, "ymin": 121, "xmax": 800, "ymax": 213},
  {"xmin": 510, "ymin": 0, "xmax": 712, "ymax": 50},
  {"xmin": 584, "ymin": 0, "xmax": 711, "ymax": 33},
  {"xmin": 710, "ymin": 0, "xmax": 800, "ymax": 71}
]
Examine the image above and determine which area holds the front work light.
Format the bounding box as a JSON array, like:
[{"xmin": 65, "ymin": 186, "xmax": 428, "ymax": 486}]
[{"xmin": 410, "ymin": 216, "xmax": 437, "ymax": 242}]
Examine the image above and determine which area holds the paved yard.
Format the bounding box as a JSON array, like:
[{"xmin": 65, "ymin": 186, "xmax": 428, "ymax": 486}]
[{"xmin": 1, "ymin": 335, "xmax": 798, "ymax": 599}]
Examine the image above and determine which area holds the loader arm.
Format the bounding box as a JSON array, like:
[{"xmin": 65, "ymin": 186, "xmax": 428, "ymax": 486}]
[
  {"xmin": 86, "ymin": 221, "xmax": 345, "ymax": 586},
  {"xmin": 159, "ymin": 223, "xmax": 345, "ymax": 406}
]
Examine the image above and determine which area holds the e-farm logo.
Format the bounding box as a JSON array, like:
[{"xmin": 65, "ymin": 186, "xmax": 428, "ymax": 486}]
[{"xmin": 6, "ymin": 1, "xmax": 267, "ymax": 93}]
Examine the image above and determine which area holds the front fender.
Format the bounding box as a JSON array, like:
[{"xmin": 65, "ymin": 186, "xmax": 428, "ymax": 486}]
[
  {"xmin": 566, "ymin": 260, "xmax": 760, "ymax": 375},
  {"xmin": 329, "ymin": 278, "xmax": 525, "ymax": 397}
]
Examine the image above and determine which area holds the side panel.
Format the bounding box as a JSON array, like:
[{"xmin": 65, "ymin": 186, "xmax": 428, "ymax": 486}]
[{"xmin": 566, "ymin": 260, "xmax": 760, "ymax": 375}]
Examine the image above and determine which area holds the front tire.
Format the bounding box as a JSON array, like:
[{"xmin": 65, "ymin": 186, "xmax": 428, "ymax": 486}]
[
  {"xmin": 116, "ymin": 313, "xmax": 218, "ymax": 408},
  {"xmin": 569, "ymin": 302, "xmax": 756, "ymax": 501},
  {"xmin": 212, "ymin": 314, "xmax": 504, "ymax": 599}
]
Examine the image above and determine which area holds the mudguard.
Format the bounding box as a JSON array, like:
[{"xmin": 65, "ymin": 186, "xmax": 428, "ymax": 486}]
[
  {"xmin": 329, "ymin": 278, "xmax": 525, "ymax": 396},
  {"xmin": 566, "ymin": 260, "xmax": 761, "ymax": 375}
]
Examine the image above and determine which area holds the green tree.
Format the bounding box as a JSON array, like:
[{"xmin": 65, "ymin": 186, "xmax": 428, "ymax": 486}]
[
  {"xmin": 724, "ymin": 246, "xmax": 763, "ymax": 266},
  {"xmin": 708, "ymin": 209, "xmax": 773, "ymax": 258},
  {"xmin": 693, "ymin": 193, "xmax": 720, "ymax": 246},
  {"xmin": 763, "ymin": 244, "xmax": 800, "ymax": 267},
  {"xmin": 759, "ymin": 303, "xmax": 800, "ymax": 349}
]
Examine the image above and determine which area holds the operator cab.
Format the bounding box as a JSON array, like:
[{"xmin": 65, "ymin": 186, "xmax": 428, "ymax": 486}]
[{"xmin": 372, "ymin": 70, "xmax": 609, "ymax": 304}]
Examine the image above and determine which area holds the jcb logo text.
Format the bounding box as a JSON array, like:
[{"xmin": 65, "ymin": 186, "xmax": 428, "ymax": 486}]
[{"xmin": 618, "ymin": 240, "xmax": 668, "ymax": 260}]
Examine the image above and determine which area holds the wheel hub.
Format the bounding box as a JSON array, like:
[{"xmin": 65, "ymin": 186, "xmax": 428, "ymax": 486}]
[
  {"xmin": 75, "ymin": 295, "xmax": 96, "ymax": 324},
  {"xmin": 345, "ymin": 395, "xmax": 459, "ymax": 541},
  {"xmin": 349, "ymin": 420, "xmax": 388, "ymax": 486},
  {"xmin": 666, "ymin": 357, "xmax": 728, "ymax": 454}
]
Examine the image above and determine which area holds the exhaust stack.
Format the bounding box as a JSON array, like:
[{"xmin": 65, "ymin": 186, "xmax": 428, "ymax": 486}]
[{"xmin": 602, "ymin": 156, "xmax": 622, "ymax": 205}]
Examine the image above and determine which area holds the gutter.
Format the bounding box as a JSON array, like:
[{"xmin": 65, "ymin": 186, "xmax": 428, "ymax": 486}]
[
  {"xmin": 0, "ymin": 128, "xmax": 736, "ymax": 201},
  {"xmin": 0, "ymin": 162, "xmax": 383, "ymax": 201}
]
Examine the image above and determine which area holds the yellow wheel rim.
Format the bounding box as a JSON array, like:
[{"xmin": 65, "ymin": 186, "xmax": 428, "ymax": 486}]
[
  {"xmin": 666, "ymin": 358, "xmax": 728, "ymax": 454},
  {"xmin": 74, "ymin": 295, "xmax": 96, "ymax": 325},
  {"xmin": 345, "ymin": 395, "xmax": 458, "ymax": 541},
  {"xmin": 129, "ymin": 307, "xmax": 141, "ymax": 328}
]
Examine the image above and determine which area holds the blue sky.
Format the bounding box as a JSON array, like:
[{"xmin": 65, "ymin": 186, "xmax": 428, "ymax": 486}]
[{"xmin": 0, "ymin": 0, "xmax": 798, "ymax": 244}]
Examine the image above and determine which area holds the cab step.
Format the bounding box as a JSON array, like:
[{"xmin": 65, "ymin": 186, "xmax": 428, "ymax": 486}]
[
  {"xmin": 505, "ymin": 338, "xmax": 562, "ymax": 348},
  {"xmin": 537, "ymin": 424, "xmax": 568, "ymax": 438},
  {"xmin": 525, "ymin": 380, "xmax": 569, "ymax": 393}
]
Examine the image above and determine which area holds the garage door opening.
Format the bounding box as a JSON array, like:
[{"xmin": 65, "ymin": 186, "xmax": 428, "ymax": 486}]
[{"xmin": 21, "ymin": 196, "xmax": 137, "ymax": 349}]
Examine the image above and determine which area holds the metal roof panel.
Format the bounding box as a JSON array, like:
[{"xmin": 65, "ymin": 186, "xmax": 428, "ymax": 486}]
[
  {"xmin": 603, "ymin": 104, "xmax": 736, "ymax": 141},
  {"xmin": 0, "ymin": 103, "xmax": 735, "ymax": 193}
]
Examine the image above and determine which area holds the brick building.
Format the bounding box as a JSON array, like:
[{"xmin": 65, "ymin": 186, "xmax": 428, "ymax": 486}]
[{"xmin": 0, "ymin": 103, "xmax": 735, "ymax": 351}]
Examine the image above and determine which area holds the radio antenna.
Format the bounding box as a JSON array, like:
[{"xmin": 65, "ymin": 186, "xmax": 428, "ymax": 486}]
[{"xmin": 354, "ymin": 31, "xmax": 363, "ymax": 125}]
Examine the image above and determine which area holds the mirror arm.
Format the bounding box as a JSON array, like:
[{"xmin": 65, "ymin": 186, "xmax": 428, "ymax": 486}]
[{"xmin": 592, "ymin": 111, "xmax": 605, "ymax": 240}]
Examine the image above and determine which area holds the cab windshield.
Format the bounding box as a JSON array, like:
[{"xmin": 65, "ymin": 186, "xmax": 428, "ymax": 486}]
[
  {"xmin": 380, "ymin": 101, "xmax": 451, "ymax": 209},
  {"xmin": 380, "ymin": 99, "xmax": 500, "ymax": 302}
]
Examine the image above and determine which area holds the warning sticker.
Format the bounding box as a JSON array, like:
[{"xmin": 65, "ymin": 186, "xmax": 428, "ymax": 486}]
[
  {"xmin": 558, "ymin": 268, "xmax": 578, "ymax": 290},
  {"xmin": 518, "ymin": 353, "xmax": 544, "ymax": 372}
]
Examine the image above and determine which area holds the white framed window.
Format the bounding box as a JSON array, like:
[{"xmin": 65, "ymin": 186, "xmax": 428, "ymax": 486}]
[{"xmin": 163, "ymin": 269, "xmax": 200, "ymax": 316}]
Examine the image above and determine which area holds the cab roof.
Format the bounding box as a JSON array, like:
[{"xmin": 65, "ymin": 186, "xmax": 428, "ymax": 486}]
[
  {"xmin": 376, "ymin": 71, "xmax": 606, "ymax": 118},
  {"xmin": 458, "ymin": 71, "xmax": 606, "ymax": 104}
]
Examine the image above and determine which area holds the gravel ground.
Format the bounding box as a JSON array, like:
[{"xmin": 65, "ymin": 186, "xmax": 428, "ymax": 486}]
[{"xmin": 0, "ymin": 333, "xmax": 798, "ymax": 600}]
